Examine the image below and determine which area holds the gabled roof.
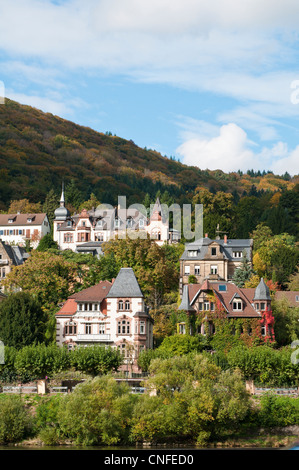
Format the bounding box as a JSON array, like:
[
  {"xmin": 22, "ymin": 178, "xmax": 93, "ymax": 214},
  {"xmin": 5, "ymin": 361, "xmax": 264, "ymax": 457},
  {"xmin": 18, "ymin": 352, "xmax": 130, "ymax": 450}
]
[
  {"xmin": 187, "ymin": 280, "xmax": 261, "ymax": 318},
  {"xmin": 0, "ymin": 213, "xmax": 48, "ymax": 226},
  {"xmin": 106, "ymin": 267, "xmax": 143, "ymax": 298}
]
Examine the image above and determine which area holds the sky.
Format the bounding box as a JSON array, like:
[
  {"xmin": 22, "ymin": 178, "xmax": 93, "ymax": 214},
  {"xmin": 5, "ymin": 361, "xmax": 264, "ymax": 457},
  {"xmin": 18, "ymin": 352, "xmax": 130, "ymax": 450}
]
[{"xmin": 1, "ymin": 0, "xmax": 299, "ymax": 176}]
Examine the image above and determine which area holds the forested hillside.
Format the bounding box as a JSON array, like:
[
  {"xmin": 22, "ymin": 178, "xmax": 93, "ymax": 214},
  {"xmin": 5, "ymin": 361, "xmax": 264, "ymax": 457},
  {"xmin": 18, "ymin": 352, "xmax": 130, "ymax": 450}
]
[{"xmin": 0, "ymin": 98, "xmax": 298, "ymax": 239}]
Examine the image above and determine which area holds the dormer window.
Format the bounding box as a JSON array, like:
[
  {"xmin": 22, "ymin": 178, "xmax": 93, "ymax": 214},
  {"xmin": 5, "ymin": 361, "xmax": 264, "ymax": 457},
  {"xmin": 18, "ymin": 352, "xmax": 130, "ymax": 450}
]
[
  {"xmin": 188, "ymin": 250, "xmax": 197, "ymax": 257},
  {"xmin": 27, "ymin": 218, "xmax": 32, "ymax": 223},
  {"xmin": 233, "ymin": 299, "xmax": 243, "ymax": 311},
  {"xmin": 211, "ymin": 247, "xmax": 217, "ymax": 256},
  {"xmin": 8, "ymin": 218, "xmax": 13, "ymax": 223},
  {"xmin": 233, "ymin": 251, "xmax": 243, "ymax": 258}
]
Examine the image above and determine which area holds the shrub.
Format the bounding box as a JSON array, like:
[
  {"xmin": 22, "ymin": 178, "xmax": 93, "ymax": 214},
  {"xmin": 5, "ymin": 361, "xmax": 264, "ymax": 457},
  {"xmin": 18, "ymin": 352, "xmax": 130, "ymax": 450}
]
[{"xmin": 0, "ymin": 395, "xmax": 33, "ymax": 444}]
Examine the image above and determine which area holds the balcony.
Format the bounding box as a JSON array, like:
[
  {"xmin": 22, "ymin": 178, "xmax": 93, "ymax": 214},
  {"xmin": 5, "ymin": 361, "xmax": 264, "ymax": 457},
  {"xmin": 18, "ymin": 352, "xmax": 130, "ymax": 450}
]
[{"xmin": 76, "ymin": 334, "xmax": 112, "ymax": 342}]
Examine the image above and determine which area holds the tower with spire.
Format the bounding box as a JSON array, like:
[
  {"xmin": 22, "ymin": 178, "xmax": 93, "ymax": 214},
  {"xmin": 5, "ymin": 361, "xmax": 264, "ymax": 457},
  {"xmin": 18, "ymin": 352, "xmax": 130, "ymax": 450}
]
[{"xmin": 53, "ymin": 183, "xmax": 71, "ymax": 246}]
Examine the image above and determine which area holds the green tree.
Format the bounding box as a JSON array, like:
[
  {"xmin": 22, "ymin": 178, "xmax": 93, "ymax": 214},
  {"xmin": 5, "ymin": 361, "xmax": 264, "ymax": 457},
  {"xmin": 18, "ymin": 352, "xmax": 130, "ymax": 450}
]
[
  {"xmin": 0, "ymin": 395, "xmax": 33, "ymax": 444},
  {"xmin": 0, "ymin": 292, "xmax": 48, "ymax": 349},
  {"xmin": 43, "ymin": 188, "xmax": 59, "ymax": 226},
  {"xmin": 36, "ymin": 233, "xmax": 58, "ymax": 252},
  {"xmin": 232, "ymin": 252, "xmax": 254, "ymax": 287},
  {"xmin": 57, "ymin": 375, "xmax": 136, "ymax": 445},
  {"xmin": 2, "ymin": 250, "xmax": 80, "ymax": 315}
]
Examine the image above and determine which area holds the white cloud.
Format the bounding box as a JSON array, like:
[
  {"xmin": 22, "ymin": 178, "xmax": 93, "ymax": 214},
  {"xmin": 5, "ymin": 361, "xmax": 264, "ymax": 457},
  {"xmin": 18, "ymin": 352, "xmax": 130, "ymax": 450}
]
[{"xmin": 176, "ymin": 122, "xmax": 299, "ymax": 175}]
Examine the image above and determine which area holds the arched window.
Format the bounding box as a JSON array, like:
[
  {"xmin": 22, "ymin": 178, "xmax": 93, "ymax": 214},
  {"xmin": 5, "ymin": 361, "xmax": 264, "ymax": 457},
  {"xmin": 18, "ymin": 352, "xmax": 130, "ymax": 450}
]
[
  {"xmin": 118, "ymin": 300, "xmax": 124, "ymax": 310},
  {"xmin": 125, "ymin": 300, "xmax": 130, "ymax": 310}
]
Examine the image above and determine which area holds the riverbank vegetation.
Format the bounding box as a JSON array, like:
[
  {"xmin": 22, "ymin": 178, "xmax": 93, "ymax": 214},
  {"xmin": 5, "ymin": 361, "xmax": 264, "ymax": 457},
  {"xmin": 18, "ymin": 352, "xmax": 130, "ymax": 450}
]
[{"xmin": 0, "ymin": 355, "xmax": 298, "ymax": 448}]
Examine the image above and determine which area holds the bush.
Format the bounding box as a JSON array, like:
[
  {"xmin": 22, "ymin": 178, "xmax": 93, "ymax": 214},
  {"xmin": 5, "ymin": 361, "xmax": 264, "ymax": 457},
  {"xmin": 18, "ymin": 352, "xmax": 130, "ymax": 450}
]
[
  {"xmin": 257, "ymin": 394, "xmax": 299, "ymax": 428},
  {"xmin": 57, "ymin": 375, "xmax": 137, "ymax": 445},
  {"xmin": 0, "ymin": 395, "xmax": 33, "ymax": 444}
]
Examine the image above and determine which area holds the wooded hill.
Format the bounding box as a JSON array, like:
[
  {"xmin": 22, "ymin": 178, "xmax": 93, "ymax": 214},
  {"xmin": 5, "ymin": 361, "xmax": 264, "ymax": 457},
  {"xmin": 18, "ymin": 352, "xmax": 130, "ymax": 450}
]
[{"xmin": 0, "ymin": 98, "xmax": 298, "ymax": 239}]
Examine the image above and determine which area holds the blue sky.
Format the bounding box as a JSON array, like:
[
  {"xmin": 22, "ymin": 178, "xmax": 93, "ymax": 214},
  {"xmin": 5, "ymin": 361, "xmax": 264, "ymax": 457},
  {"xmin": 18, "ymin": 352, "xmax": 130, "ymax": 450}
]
[{"xmin": 1, "ymin": 0, "xmax": 299, "ymax": 175}]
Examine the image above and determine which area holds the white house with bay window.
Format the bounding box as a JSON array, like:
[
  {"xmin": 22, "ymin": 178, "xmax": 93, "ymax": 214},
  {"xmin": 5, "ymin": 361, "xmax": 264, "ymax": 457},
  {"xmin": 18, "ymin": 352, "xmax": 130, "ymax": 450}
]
[{"xmin": 55, "ymin": 267, "xmax": 154, "ymax": 373}]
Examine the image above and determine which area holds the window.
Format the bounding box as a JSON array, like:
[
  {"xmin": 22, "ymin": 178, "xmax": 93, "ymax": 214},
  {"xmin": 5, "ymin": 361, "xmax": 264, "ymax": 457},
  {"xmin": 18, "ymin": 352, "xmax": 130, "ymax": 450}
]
[
  {"xmin": 261, "ymin": 326, "xmax": 266, "ymax": 336},
  {"xmin": 140, "ymin": 321, "xmax": 145, "ymax": 334},
  {"xmin": 188, "ymin": 250, "xmax": 197, "ymax": 257},
  {"xmin": 233, "ymin": 300, "xmax": 243, "ymax": 311},
  {"xmin": 218, "ymin": 285, "xmax": 227, "ymax": 292},
  {"xmin": 118, "ymin": 343, "xmax": 129, "ymax": 358},
  {"xmin": 65, "ymin": 322, "xmax": 77, "ymax": 335},
  {"xmin": 125, "ymin": 300, "xmax": 130, "ymax": 310},
  {"xmin": 210, "ymin": 302, "xmax": 215, "ymax": 311},
  {"xmin": 139, "ymin": 219, "xmax": 144, "ymax": 228},
  {"xmin": 210, "ymin": 265, "xmax": 218, "ymax": 275},
  {"xmin": 118, "ymin": 300, "xmax": 124, "ymax": 310},
  {"xmin": 260, "ymin": 302, "xmax": 265, "ymax": 310},
  {"xmin": 255, "ymin": 303, "xmax": 260, "ymax": 311},
  {"xmin": 233, "ymin": 251, "xmax": 243, "ymax": 258},
  {"xmin": 204, "ymin": 301, "xmax": 210, "ymax": 311},
  {"xmin": 99, "ymin": 323, "xmax": 105, "ymax": 334},
  {"xmin": 296, "ymin": 296, "xmax": 299, "ymax": 302},
  {"xmin": 184, "ymin": 265, "xmax": 190, "ymax": 275},
  {"xmin": 78, "ymin": 303, "xmax": 83, "ymax": 311},
  {"xmin": 118, "ymin": 320, "xmax": 130, "ymax": 335},
  {"xmin": 85, "ymin": 323, "xmax": 92, "ymax": 334},
  {"xmin": 198, "ymin": 302, "xmax": 203, "ymax": 311},
  {"xmin": 211, "ymin": 247, "xmax": 217, "ymax": 256},
  {"xmin": 195, "ymin": 265, "xmax": 200, "ymax": 275},
  {"xmin": 64, "ymin": 233, "xmax": 73, "ymax": 243},
  {"xmin": 178, "ymin": 323, "xmax": 186, "ymax": 334}
]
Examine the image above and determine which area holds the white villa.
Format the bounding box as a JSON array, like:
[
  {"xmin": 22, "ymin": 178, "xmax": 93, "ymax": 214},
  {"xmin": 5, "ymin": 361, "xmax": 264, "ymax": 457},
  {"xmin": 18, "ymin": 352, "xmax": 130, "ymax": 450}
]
[
  {"xmin": 55, "ymin": 267, "xmax": 154, "ymax": 373},
  {"xmin": 53, "ymin": 187, "xmax": 180, "ymax": 255},
  {"xmin": 0, "ymin": 212, "xmax": 50, "ymax": 248}
]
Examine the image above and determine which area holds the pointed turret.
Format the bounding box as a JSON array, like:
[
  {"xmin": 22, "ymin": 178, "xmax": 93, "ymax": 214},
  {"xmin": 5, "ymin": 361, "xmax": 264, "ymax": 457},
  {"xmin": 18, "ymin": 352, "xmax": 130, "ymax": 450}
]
[{"xmin": 178, "ymin": 285, "xmax": 196, "ymax": 312}]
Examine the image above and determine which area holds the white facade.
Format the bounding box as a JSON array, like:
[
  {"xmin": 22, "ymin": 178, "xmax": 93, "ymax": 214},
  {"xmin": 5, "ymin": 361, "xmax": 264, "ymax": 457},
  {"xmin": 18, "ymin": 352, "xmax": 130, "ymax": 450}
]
[
  {"xmin": 53, "ymin": 189, "xmax": 179, "ymax": 253},
  {"xmin": 56, "ymin": 269, "xmax": 154, "ymax": 373},
  {"xmin": 0, "ymin": 213, "xmax": 50, "ymax": 248}
]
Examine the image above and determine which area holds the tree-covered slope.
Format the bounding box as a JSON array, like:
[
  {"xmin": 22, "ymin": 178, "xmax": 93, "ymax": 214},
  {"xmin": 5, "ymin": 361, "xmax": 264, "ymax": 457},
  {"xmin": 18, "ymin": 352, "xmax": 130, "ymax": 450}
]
[{"xmin": 0, "ymin": 98, "xmax": 297, "ymax": 211}]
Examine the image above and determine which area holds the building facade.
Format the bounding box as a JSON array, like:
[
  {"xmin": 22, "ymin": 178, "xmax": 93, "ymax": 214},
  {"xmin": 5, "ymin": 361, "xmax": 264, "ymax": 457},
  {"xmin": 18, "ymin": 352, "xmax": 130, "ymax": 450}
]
[
  {"xmin": 55, "ymin": 267, "xmax": 154, "ymax": 373},
  {"xmin": 180, "ymin": 234, "xmax": 253, "ymax": 292},
  {"xmin": 178, "ymin": 277, "xmax": 275, "ymax": 341},
  {"xmin": 0, "ymin": 213, "xmax": 50, "ymax": 248},
  {"xmin": 53, "ymin": 188, "xmax": 180, "ymax": 254}
]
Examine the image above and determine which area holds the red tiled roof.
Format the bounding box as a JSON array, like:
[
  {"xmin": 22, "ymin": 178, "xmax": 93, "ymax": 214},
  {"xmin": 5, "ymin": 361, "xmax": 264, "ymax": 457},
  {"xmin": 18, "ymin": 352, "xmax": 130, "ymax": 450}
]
[
  {"xmin": 56, "ymin": 299, "xmax": 77, "ymax": 316},
  {"xmin": 188, "ymin": 280, "xmax": 260, "ymax": 318},
  {"xmin": 69, "ymin": 280, "xmax": 112, "ymax": 302}
]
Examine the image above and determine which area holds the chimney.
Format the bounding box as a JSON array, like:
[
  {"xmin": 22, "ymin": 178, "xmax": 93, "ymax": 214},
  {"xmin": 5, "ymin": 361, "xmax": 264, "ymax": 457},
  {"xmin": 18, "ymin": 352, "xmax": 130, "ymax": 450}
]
[{"xmin": 224, "ymin": 234, "xmax": 227, "ymax": 244}]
